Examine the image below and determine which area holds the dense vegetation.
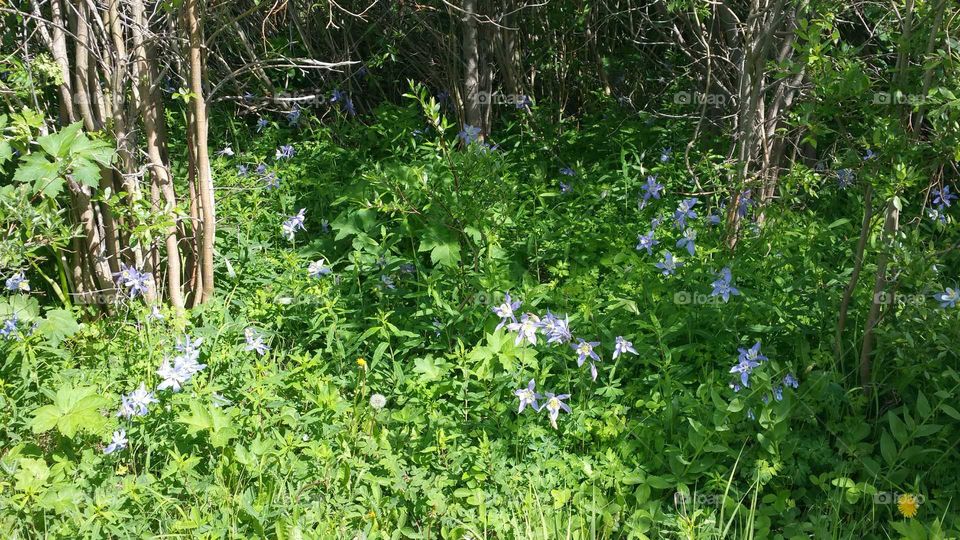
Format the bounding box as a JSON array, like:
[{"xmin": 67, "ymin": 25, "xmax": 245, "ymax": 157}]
[{"xmin": 2, "ymin": 1, "xmax": 960, "ymax": 538}]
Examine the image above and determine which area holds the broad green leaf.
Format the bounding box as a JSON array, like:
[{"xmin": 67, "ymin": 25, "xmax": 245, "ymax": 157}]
[
  {"xmin": 30, "ymin": 386, "xmax": 110, "ymax": 439},
  {"xmin": 70, "ymin": 157, "xmax": 101, "ymax": 188},
  {"xmin": 37, "ymin": 122, "xmax": 83, "ymax": 158},
  {"xmin": 0, "ymin": 140, "xmax": 12, "ymax": 166},
  {"xmin": 36, "ymin": 309, "xmax": 80, "ymax": 346}
]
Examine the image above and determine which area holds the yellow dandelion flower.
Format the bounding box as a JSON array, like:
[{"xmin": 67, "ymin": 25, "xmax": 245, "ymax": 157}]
[
  {"xmin": 356, "ymin": 358, "xmax": 367, "ymax": 370},
  {"xmin": 365, "ymin": 510, "xmax": 376, "ymax": 520},
  {"xmin": 897, "ymin": 493, "xmax": 919, "ymax": 518}
]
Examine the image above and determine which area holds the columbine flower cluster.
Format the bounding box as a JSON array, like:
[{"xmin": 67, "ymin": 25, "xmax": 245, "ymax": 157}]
[
  {"xmin": 109, "ymin": 335, "xmax": 208, "ymax": 455},
  {"xmin": 497, "ymin": 292, "xmax": 638, "ymax": 429},
  {"xmin": 935, "ymin": 287, "xmax": 958, "ymax": 309},
  {"xmin": 244, "ymin": 328, "xmax": 270, "ymax": 356},
  {"xmin": 5, "ymin": 272, "xmax": 30, "ymax": 293},
  {"xmin": 513, "ymin": 379, "xmax": 571, "ymax": 429},
  {"xmin": 156, "ymin": 336, "xmax": 207, "ymax": 392},
  {"xmin": 113, "ymin": 264, "xmax": 153, "ymax": 298},
  {"xmin": 282, "ymin": 208, "xmax": 306, "ymax": 241},
  {"xmin": 727, "ymin": 342, "xmax": 801, "ymax": 418},
  {"xmin": 928, "ymin": 186, "xmax": 957, "ymax": 224}
]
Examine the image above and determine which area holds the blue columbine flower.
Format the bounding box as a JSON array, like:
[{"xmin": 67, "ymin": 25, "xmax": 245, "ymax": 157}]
[
  {"xmin": 738, "ymin": 341, "xmax": 768, "ymax": 364},
  {"xmin": 117, "ymin": 383, "xmax": 158, "ymax": 418},
  {"xmin": 560, "ymin": 181, "xmax": 572, "ymax": 193},
  {"xmin": 707, "ymin": 210, "xmax": 722, "ymax": 225},
  {"xmin": 674, "ymin": 198, "xmax": 698, "ymax": 228},
  {"xmin": 276, "ymin": 145, "xmax": 295, "ymax": 160},
  {"xmin": 1, "ymin": 315, "xmax": 18, "ymax": 340},
  {"xmin": 507, "ymin": 313, "xmax": 541, "ymax": 346},
  {"xmin": 282, "ymin": 208, "xmax": 306, "ymax": 241},
  {"xmin": 103, "ymin": 429, "xmax": 128, "ymax": 455},
  {"xmin": 773, "ymin": 386, "xmax": 784, "ymax": 401},
  {"xmin": 113, "ymin": 264, "xmax": 152, "ymax": 297},
  {"xmin": 612, "ymin": 336, "xmax": 637, "ymax": 359},
  {"xmin": 837, "ymin": 169, "xmax": 855, "ymax": 189},
  {"xmin": 736, "ymin": 190, "xmax": 753, "ymax": 218},
  {"xmin": 863, "ymin": 148, "xmax": 877, "ymax": 160},
  {"xmin": 237, "ymin": 165, "xmax": 249, "ymax": 176},
  {"xmin": 244, "ymin": 328, "xmax": 270, "ymax": 356},
  {"xmin": 493, "ymin": 292, "xmax": 521, "ymax": 330},
  {"xmin": 572, "ymin": 338, "xmax": 601, "ymax": 372},
  {"xmin": 710, "ymin": 267, "xmax": 741, "ymax": 302},
  {"xmin": 545, "ymin": 314, "xmax": 572, "ymax": 344},
  {"xmin": 932, "ymin": 186, "xmax": 957, "ymax": 208},
  {"xmin": 639, "ymin": 175, "xmax": 664, "ymax": 209},
  {"xmin": 308, "ymin": 258, "xmax": 331, "ymax": 278},
  {"xmin": 287, "ymin": 106, "xmax": 301, "ymax": 126},
  {"xmin": 784, "ymin": 373, "xmax": 799, "ymax": 389},
  {"xmin": 5, "ymin": 272, "xmax": 30, "ymax": 293},
  {"xmin": 217, "ymin": 146, "xmax": 234, "ymax": 157},
  {"xmin": 936, "ymin": 287, "xmax": 958, "ymax": 308},
  {"xmin": 660, "ymin": 147, "xmax": 672, "ymax": 162},
  {"xmin": 458, "ymin": 124, "xmax": 481, "ymax": 144},
  {"xmin": 560, "ymin": 167, "xmax": 576, "ymax": 176},
  {"xmin": 262, "ymin": 172, "xmax": 281, "ymax": 189},
  {"xmin": 655, "ymin": 251, "xmax": 680, "ymax": 276},
  {"xmin": 256, "ymin": 118, "xmax": 268, "ymax": 132},
  {"xmin": 156, "ymin": 356, "xmax": 190, "ymax": 392},
  {"xmin": 175, "ymin": 335, "xmax": 204, "ymax": 360},
  {"xmin": 729, "ymin": 381, "xmax": 742, "ymax": 393},
  {"xmin": 381, "ymin": 274, "xmax": 396, "ymax": 289},
  {"xmin": 514, "ymin": 379, "xmax": 541, "ymax": 413},
  {"xmin": 729, "ymin": 356, "xmax": 759, "ymax": 387},
  {"xmin": 255, "ymin": 163, "xmax": 268, "ymax": 175},
  {"xmin": 543, "ymin": 392, "xmax": 571, "ymax": 429},
  {"xmin": 927, "ymin": 207, "xmax": 947, "ymax": 224},
  {"xmin": 636, "ymin": 231, "xmax": 659, "ymax": 255},
  {"xmin": 676, "ymin": 228, "xmax": 697, "ymax": 256},
  {"xmin": 516, "ymin": 95, "xmax": 532, "ymax": 109}
]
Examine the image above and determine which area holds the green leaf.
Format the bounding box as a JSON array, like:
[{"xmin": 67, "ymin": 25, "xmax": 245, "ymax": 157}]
[
  {"xmin": 35, "ymin": 309, "xmax": 80, "ymax": 346},
  {"xmin": 879, "ymin": 430, "xmax": 897, "ymax": 466},
  {"xmin": 30, "ymin": 385, "xmax": 110, "ymax": 439},
  {"xmin": 37, "ymin": 122, "xmax": 83, "ymax": 158},
  {"xmin": 429, "ymin": 242, "xmax": 461, "ymax": 268},
  {"xmin": 0, "ymin": 140, "xmax": 12, "ymax": 166},
  {"xmin": 70, "ymin": 157, "xmax": 101, "ymax": 188},
  {"xmin": 178, "ymin": 401, "xmax": 237, "ymax": 448},
  {"xmin": 69, "ymin": 134, "xmax": 114, "ymax": 166}
]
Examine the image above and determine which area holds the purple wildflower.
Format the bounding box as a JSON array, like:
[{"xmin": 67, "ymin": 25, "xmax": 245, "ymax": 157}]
[{"xmin": 514, "ymin": 379, "xmax": 541, "ymax": 413}]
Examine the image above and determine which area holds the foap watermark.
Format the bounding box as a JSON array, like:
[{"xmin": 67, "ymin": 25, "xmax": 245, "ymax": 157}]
[
  {"xmin": 673, "ymin": 491, "xmax": 726, "ymax": 506},
  {"xmin": 673, "ymin": 291, "xmax": 725, "ymax": 305},
  {"xmin": 874, "ymin": 491, "xmax": 925, "ymax": 505},
  {"xmin": 872, "ymin": 292, "xmax": 926, "ymax": 306},
  {"xmin": 673, "ymin": 91, "xmax": 727, "ymax": 106},
  {"xmin": 474, "ymin": 92, "xmax": 531, "ymax": 107},
  {"xmin": 872, "ymin": 92, "xmax": 926, "ymax": 106}
]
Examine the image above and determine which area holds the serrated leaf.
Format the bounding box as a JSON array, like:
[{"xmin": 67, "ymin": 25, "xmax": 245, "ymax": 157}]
[
  {"xmin": 36, "ymin": 309, "xmax": 80, "ymax": 346},
  {"xmin": 37, "ymin": 122, "xmax": 83, "ymax": 158},
  {"xmin": 0, "ymin": 140, "xmax": 12, "ymax": 166},
  {"xmin": 30, "ymin": 386, "xmax": 109, "ymax": 439},
  {"xmin": 71, "ymin": 157, "xmax": 101, "ymax": 188}
]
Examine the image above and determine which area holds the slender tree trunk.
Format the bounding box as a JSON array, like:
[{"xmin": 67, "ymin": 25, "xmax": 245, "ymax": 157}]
[
  {"xmin": 185, "ymin": 0, "xmax": 216, "ymax": 303},
  {"xmin": 835, "ymin": 185, "xmax": 873, "ymax": 362},
  {"xmin": 461, "ymin": 0, "xmax": 482, "ymax": 134},
  {"xmin": 859, "ymin": 198, "xmax": 900, "ymax": 396}
]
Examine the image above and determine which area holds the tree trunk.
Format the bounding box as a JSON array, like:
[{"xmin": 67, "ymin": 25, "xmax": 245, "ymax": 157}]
[{"xmin": 185, "ymin": 0, "xmax": 216, "ymax": 303}]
